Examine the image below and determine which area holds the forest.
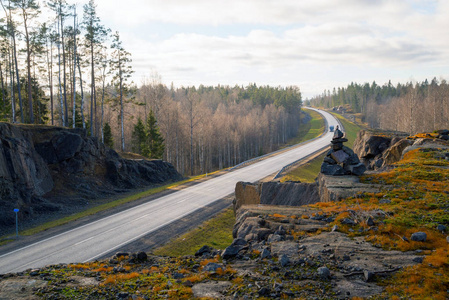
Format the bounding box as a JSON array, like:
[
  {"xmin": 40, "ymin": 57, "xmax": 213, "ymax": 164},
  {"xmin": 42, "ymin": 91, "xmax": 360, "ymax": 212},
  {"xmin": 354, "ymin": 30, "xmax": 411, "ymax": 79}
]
[
  {"xmin": 307, "ymin": 78, "xmax": 449, "ymax": 134},
  {"xmin": 0, "ymin": 0, "xmax": 303, "ymax": 176}
]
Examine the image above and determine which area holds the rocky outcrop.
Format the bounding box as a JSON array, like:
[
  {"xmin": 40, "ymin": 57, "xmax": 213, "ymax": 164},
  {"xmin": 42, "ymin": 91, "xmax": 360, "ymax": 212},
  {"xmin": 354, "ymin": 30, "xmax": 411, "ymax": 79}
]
[
  {"xmin": 233, "ymin": 181, "xmax": 320, "ymax": 212},
  {"xmin": 353, "ymin": 129, "xmax": 449, "ymax": 170},
  {"xmin": 0, "ymin": 123, "xmax": 182, "ymax": 230},
  {"xmin": 317, "ymin": 173, "xmax": 382, "ymax": 203}
]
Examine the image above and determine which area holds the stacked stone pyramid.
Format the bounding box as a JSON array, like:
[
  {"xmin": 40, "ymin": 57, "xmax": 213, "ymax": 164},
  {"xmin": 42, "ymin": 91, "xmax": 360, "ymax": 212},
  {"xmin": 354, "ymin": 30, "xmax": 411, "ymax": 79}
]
[{"xmin": 321, "ymin": 126, "xmax": 366, "ymax": 176}]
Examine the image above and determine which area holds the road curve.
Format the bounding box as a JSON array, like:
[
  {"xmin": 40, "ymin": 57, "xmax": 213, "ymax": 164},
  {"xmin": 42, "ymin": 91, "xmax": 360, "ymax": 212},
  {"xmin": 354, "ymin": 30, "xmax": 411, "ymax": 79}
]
[{"xmin": 0, "ymin": 108, "xmax": 339, "ymax": 274}]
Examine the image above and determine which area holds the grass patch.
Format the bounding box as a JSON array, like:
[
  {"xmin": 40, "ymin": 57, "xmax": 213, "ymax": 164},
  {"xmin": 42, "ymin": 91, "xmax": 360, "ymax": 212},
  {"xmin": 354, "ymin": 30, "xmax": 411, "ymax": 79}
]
[
  {"xmin": 153, "ymin": 207, "xmax": 235, "ymax": 256},
  {"xmin": 281, "ymin": 152, "xmax": 326, "ymax": 183},
  {"xmin": 284, "ymin": 110, "xmax": 325, "ymax": 146},
  {"xmin": 330, "ymin": 112, "xmax": 361, "ymax": 148},
  {"xmin": 1, "ymin": 171, "xmax": 222, "ymax": 240}
]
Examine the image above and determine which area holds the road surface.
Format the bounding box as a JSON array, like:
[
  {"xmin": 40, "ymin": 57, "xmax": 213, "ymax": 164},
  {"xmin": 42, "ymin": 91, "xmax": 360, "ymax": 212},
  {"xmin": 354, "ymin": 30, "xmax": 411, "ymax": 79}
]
[{"xmin": 0, "ymin": 108, "xmax": 340, "ymax": 273}]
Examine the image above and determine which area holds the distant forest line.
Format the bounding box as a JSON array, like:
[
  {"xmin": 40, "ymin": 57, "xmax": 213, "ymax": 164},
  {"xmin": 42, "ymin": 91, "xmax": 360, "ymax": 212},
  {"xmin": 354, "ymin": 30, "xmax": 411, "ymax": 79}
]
[{"xmin": 307, "ymin": 78, "xmax": 449, "ymax": 134}]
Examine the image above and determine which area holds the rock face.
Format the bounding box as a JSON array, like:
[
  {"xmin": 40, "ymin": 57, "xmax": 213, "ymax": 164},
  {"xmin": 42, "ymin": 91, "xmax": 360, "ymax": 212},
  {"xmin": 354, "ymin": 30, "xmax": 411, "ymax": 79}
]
[
  {"xmin": 321, "ymin": 127, "xmax": 366, "ymax": 176},
  {"xmin": 233, "ymin": 181, "xmax": 320, "ymax": 212},
  {"xmin": 0, "ymin": 123, "xmax": 182, "ymax": 229},
  {"xmin": 353, "ymin": 129, "xmax": 449, "ymax": 170},
  {"xmin": 317, "ymin": 173, "xmax": 382, "ymax": 203}
]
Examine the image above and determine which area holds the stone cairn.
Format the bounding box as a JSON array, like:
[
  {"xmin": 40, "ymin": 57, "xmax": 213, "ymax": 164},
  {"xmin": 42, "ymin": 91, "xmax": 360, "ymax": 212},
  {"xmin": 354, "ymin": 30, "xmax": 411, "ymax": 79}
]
[{"xmin": 321, "ymin": 126, "xmax": 366, "ymax": 176}]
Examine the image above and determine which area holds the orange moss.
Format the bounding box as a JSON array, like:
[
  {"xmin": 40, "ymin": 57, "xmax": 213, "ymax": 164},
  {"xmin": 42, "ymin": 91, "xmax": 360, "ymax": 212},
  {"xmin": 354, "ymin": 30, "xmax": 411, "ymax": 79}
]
[
  {"xmin": 71, "ymin": 263, "xmax": 90, "ymax": 270},
  {"xmin": 102, "ymin": 272, "xmax": 140, "ymax": 285},
  {"xmin": 272, "ymin": 213, "xmax": 287, "ymax": 218},
  {"xmin": 232, "ymin": 277, "xmax": 244, "ymax": 284},
  {"xmin": 200, "ymin": 256, "xmax": 219, "ymax": 266},
  {"xmin": 424, "ymin": 247, "xmax": 449, "ymax": 267},
  {"xmin": 183, "ymin": 274, "xmax": 205, "ymax": 283},
  {"xmin": 92, "ymin": 267, "xmax": 113, "ymax": 272}
]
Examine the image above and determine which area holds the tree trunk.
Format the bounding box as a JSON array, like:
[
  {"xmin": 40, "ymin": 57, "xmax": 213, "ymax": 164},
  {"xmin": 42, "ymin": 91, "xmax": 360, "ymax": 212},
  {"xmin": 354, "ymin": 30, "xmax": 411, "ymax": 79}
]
[
  {"xmin": 57, "ymin": 20, "xmax": 64, "ymax": 126},
  {"xmin": 12, "ymin": 31, "xmax": 23, "ymax": 123},
  {"xmin": 0, "ymin": 62, "xmax": 6, "ymax": 119},
  {"xmin": 23, "ymin": 11, "xmax": 34, "ymax": 123},
  {"xmin": 72, "ymin": 8, "xmax": 76, "ymax": 128},
  {"xmin": 77, "ymin": 54, "xmax": 85, "ymax": 129},
  {"xmin": 90, "ymin": 43, "xmax": 94, "ymax": 136},
  {"xmin": 61, "ymin": 14, "xmax": 68, "ymax": 127},
  {"xmin": 8, "ymin": 42, "xmax": 15, "ymax": 122},
  {"xmin": 119, "ymin": 59, "xmax": 124, "ymax": 151},
  {"xmin": 47, "ymin": 35, "xmax": 54, "ymax": 125}
]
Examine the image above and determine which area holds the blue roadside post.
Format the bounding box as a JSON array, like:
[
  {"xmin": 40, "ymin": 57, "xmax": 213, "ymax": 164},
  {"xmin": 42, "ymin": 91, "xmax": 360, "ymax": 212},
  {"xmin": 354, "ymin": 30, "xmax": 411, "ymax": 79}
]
[{"xmin": 14, "ymin": 208, "xmax": 19, "ymax": 237}]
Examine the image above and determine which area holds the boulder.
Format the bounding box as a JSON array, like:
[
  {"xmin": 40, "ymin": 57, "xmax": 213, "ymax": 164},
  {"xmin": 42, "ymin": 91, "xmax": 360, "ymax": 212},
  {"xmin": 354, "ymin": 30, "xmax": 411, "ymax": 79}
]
[
  {"xmin": 381, "ymin": 139, "xmax": 414, "ymax": 167},
  {"xmin": 411, "ymin": 232, "xmax": 427, "ymax": 242},
  {"xmin": 321, "ymin": 163, "xmax": 346, "ymax": 176},
  {"xmin": 234, "ymin": 182, "xmax": 261, "ymax": 212},
  {"xmin": 353, "ymin": 130, "xmax": 391, "ymax": 160}
]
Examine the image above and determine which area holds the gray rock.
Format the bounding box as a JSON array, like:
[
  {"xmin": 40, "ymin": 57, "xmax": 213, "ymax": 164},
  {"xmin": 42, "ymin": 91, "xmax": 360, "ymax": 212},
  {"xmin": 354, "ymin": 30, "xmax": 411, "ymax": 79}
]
[
  {"xmin": 222, "ymin": 245, "xmax": 242, "ymax": 260},
  {"xmin": 411, "ymin": 232, "xmax": 427, "ymax": 242},
  {"xmin": 321, "ymin": 162, "xmax": 346, "ymax": 176},
  {"xmin": 437, "ymin": 225, "xmax": 446, "ymax": 232},
  {"xmin": 446, "ymin": 236, "xmax": 449, "ymax": 243},
  {"xmin": 340, "ymin": 218, "xmax": 356, "ymax": 226},
  {"xmin": 203, "ymin": 263, "xmax": 223, "ymax": 272},
  {"xmin": 135, "ymin": 251, "xmax": 147, "ymax": 261},
  {"xmin": 331, "ymin": 150, "xmax": 350, "ymax": 164},
  {"xmin": 331, "ymin": 225, "xmax": 339, "ymax": 232},
  {"xmin": 363, "ymin": 270, "xmax": 375, "ymax": 282},
  {"xmin": 231, "ymin": 238, "xmax": 247, "ymax": 246},
  {"xmin": 324, "ymin": 156, "xmax": 336, "ymax": 164},
  {"xmin": 279, "ymin": 254, "xmax": 290, "ymax": 267},
  {"xmin": 412, "ymin": 257, "xmax": 424, "ymax": 263},
  {"xmin": 255, "ymin": 228, "xmax": 273, "ymax": 241},
  {"xmin": 366, "ymin": 217, "xmax": 375, "ymax": 227},
  {"xmin": 347, "ymin": 153, "xmax": 361, "ymax": 165},
  {"xmin": 267, "ymin": 234, "xmax": 282, "ymax": 243},
  {"xmin": 349, "ymin": 163, "xmax": 367, "ymax": 176},
  {"xmin": 195, "ymin": 245, "xmax": 212, "ymax": 256},
  {"xmin": 317, "ymin": 266, "xmax": 330, "ymax": 279},
  {"xmin": 260, "ymin": 248, "xmax": 271, "ymax": 259},
  {"xmin": 379, "ymin": 199, "xmax": 391, "ymax": 204}
]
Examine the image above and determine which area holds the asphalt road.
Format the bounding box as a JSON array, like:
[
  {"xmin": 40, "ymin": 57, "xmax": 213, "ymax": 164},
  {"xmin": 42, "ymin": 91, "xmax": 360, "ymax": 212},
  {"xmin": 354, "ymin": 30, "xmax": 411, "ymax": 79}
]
[{"xmin": 0, "ymin": 108, "xmax": 340, "ymax": 274}]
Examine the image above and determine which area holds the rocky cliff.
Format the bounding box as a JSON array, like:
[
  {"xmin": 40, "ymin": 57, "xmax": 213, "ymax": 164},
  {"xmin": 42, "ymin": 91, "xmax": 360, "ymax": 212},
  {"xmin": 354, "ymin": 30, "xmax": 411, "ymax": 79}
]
[{"xmin": 0, "ymin": 123, "xmax": 182, "ymax": 231}]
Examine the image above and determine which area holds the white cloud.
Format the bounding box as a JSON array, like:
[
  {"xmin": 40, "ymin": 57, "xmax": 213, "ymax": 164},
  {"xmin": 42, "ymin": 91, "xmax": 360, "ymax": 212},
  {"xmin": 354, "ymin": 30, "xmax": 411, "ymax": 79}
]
[{"xmin": 83, "ymin": 0, "xmax": 449, "ymax": 97}]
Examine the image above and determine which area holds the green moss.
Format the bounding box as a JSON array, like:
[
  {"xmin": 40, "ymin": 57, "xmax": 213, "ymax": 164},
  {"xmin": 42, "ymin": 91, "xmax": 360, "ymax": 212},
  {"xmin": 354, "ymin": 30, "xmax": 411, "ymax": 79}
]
[
  {"xmin": 153, "ymin": 207, "xmax": 235, "ymax": 256},
  {"xmin": 284, "ymin": 109, "xmax": 325, "ymax": 146}
]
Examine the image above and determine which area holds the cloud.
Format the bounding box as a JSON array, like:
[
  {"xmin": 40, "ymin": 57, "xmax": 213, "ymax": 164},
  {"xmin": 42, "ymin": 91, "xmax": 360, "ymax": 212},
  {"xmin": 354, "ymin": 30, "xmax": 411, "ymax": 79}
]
[{"xmin": 85, "ymin": 0, "xmax": 448, "ymax": 97}]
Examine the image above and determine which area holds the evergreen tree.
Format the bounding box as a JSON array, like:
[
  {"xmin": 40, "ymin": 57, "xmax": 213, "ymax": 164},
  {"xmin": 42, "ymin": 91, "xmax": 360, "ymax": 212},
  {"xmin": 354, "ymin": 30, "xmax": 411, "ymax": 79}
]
[
  {"xmin": 103, "ymin": 122, "xmax": 113, "ymax": 148},
  {"xmin": 131, "ymin": 117, "xmax": 145, "ymax": 154},
  {"xmin": 142, "ymin": 109, "xmax": 164, "ymax": 159}
]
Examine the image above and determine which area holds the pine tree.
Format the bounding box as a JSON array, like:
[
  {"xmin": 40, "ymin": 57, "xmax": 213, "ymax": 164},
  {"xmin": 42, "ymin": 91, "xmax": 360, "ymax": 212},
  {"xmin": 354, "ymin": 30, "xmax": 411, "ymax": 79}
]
[
  {"xmin": 131, "ymin": 117, "xmax": 145, "ymax": 154},
  {"xmin": 142, "ymin": 109, "xmax": 164, "ymax": 159},
  {"xmin": 103, "ymin": 122, "xmax": 113, "ymax": 148}
]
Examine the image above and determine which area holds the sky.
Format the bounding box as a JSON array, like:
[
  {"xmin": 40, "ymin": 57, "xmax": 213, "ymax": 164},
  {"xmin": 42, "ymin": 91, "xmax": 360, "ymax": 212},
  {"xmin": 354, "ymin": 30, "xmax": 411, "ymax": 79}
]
[{"xmin": 76, "ymin": 0, "xmax": 449, "ymax": 99}]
